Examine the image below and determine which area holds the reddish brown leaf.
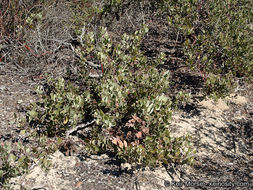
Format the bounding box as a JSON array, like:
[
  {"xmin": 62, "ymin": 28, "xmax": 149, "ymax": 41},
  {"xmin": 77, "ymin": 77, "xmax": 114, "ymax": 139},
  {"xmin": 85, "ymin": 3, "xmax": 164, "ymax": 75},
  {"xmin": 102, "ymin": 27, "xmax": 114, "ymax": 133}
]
[
  {"xmin": 118, "ymin": 139, "xmax": 124, "ymax": 149},
  {"xmin": 76, "ymin": 181, "xmax": 82, "ymax": 187},
  {"xmin": 112, "ymin": 136, "xmax": 126, "ymax": 149},
  {"xmin": 126, "ymin": 131, "xmax": 132, "ymax": 138},
  {"xmin": 136, "ymin": 131, "xmax": 142, "ymax": 139},
  {"xmin": 141, "ymin": 127, "xmax": 149, "ymax": 135},
  {"xmin": 111, "ymin": 136, "xmax": 120, "ymax": 145},
  {"xmin": 123, "ymin": 140, "xmax": 128, "ymax": 148},
  {"xmin": 132, "ymin": 115, "xmax": 139, "ymax": 121}
]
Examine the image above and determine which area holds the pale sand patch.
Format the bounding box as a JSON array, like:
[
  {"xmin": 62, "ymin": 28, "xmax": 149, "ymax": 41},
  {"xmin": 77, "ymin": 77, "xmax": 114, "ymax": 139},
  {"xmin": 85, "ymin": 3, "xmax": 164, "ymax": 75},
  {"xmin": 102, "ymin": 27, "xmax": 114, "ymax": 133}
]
[
  {"xmin": 137, "ymin": 167, "xmax": 181, "ymax": 190},
  {"xmin": 9, "ymin": 151, "xmax": 79, "ymax": 190},
  {"xmin": 226, "ymin": 93, "xmax": 248, "ymax": 105},
  {"xmin": 170, "ymin": 94, "xmax": 248, "ymax": 156},
  {"xmin": 199, "ymin": 98, "xmax": 229, "ymax": 112}
]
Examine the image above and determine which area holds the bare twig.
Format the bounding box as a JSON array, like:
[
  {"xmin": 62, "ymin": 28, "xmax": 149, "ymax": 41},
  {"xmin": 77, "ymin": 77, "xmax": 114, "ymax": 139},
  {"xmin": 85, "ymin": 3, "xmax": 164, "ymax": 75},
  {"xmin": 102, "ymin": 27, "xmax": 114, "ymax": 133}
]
[{"xmin": 66, "ymin": 119, "xmax": 96, "ymax": 137}]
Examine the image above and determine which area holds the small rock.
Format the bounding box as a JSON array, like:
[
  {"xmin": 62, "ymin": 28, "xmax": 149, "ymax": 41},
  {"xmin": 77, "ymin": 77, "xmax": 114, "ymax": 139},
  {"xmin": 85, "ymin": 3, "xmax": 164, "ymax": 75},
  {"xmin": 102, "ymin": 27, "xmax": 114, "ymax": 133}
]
[
  {"xmin": 121, "ymin": 163, "xmax": 132, "ymax": 171},
  {"xmin": 0, "ymin": 86, "xmax": 6, "ymax": 91},
  {"xmin": 17, "ymin": 100, "xmax": 23, "ymax": 104}
]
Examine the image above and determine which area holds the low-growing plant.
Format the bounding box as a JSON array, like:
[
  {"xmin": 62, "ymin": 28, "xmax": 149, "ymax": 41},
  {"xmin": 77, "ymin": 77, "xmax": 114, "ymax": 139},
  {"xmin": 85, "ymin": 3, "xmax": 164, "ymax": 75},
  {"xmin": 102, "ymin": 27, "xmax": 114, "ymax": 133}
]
[
  {"xmin": 27, "ymin": 75, "xmax": 93, "ymax": 136},
  {"xmin": 26, "ymin": 25, "xmax": 195, "ymax": 167},
  {"xmin": 70, "ymin": 0, "xmax": 252, "ymax": 99},
  {"xmin": 161, "ymin": 0, "xmax": 253, "ymax": 97},
  {"xmin": 0, "ymin": 141, "xmax": 31, "ymax": 188},
  {"xmin": 0, "ymin": 128, "xmax": 62, "ymax": 189},
  {"xmin": 204, "ymin": 72, "xmax": 235, "ymax": 100},
  {"xmin": 76, "ymin": 25, "xmax": 195, "ymax": 166}
]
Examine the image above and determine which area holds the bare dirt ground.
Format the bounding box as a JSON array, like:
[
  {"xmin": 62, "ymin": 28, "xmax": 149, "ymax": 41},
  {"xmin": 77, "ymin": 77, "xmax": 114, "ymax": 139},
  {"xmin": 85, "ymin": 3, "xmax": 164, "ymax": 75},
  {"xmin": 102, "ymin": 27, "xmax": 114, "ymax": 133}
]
[{"xmin": 0, "ymin": 59, "xmax": 252, "ymax": 190}]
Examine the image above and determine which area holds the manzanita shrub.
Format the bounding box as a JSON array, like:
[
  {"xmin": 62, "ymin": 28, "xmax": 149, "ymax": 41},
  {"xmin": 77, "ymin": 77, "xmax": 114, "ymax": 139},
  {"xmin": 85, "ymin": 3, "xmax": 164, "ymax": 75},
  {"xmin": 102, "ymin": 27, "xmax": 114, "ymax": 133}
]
[
  {"xmin": 26, "ymin": 25, "xmax": 195, "ymax": 167},
  {"xmin": 70, "ymin": 0, "xmax": 252, "ymax": 100},
  {"xmin": 0, "ymin": 130, "xmax": 62, "ymax": 188},
  {"xmin": 162, "ymin": 0, "xmax": 252, "ymax": 98},
  {"xmin": 76, "ymin": 25, "xmax": 194, "ymax": 166},
  {"xmin": 0, "ymin": 141, "xmax": 31, "ymax": 187},
  {"xmin": 27, "ymin": 76, "xmax": 93, "ymax": 136}
]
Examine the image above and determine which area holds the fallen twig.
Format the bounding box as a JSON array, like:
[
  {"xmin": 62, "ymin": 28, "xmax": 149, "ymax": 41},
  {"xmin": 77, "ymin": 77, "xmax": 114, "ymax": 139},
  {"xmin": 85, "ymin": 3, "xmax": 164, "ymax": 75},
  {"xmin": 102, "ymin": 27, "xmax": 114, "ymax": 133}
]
[{"xmin": 66, "ymin": 119, "xmax": 96, "ymax": 137}]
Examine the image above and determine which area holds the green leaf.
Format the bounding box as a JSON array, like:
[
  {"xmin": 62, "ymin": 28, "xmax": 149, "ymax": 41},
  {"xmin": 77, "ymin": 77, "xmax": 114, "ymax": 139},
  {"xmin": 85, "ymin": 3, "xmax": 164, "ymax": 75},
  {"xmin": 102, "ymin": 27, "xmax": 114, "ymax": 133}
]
[
  {"xmin": 29, "ymin": 110, "xmax": 38, "ymax": 118},
  {"xmin": 57, "ymin": 137, "xmax": 63, "ymax": 145},
  {"xmin": 20, "ymin": 130, "xmax": 26, "ymax": 136},
  {"xmin": 147, "ymin": 103, "xmax": 154, "ymax": 114}
]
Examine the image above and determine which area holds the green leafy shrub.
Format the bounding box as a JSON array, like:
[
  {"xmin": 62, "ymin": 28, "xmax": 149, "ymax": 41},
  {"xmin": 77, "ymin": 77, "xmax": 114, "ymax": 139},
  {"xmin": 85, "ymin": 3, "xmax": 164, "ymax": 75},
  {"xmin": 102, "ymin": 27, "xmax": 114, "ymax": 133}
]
[
  {"xmin": 162, "ymin": 0, "xmax": 252, "ymax": 97},
  {"xmin": 26, "ymin": 25, "xmax": 195, "ymax": 167},
  {"xmin": 204, "ymin": 73, "xmax": 234, "ymax": 100},
  {"xmin": 76, "ymin": 25, "xmax": 195, "ymax": 166},
  {"xmin": 0, "ymin": 131, "xmax": 62, "ymax": 188},
  {"xmin": 70, "ymin": 0, "xmax": 252, "ymax": 99},
  {"xmin": 0, "ymin": 141, "xmax": 31, "ymax": 187},
  {"xmin": 68, "ymin": 0, "xmax": 128, "ymax": 34},
  {"xmin": 68, "ymin": 0, "xmax": 103, "ymax": 32},
  {"xmin": 27, "ymin": 76, "xmax": 93, "ymax": 136}
]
